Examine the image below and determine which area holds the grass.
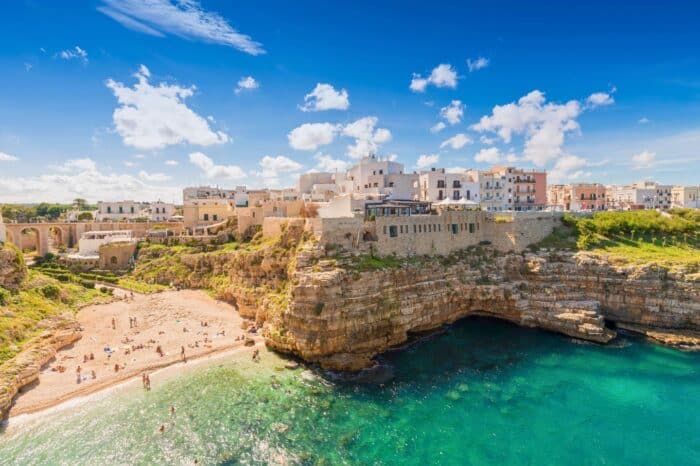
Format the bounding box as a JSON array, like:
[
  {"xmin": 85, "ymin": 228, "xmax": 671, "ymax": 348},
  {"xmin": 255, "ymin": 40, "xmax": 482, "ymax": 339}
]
[
  {"xmin": 115, "ymin": 277, "xmax": 169, "ymax": 294},
  {"xmin": 0, "ymin": 270, "xmax": 110, "ymax": 364},
  {"xmin": 534, "ymin": 210, "xmax": 700, "ymax": 271}
]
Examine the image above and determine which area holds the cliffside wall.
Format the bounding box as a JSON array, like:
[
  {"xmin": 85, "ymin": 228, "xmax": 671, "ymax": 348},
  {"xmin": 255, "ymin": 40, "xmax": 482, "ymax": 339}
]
[
  {"xmin": 264, "ymin": 246, "xmax": 699, "ymax": 370},
  {"xmin": 0, "ymin": 244, "xmax": 26, "ymax": 292}
]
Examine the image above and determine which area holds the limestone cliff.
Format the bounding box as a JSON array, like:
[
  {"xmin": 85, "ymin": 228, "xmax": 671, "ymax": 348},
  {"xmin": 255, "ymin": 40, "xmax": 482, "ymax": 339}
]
[
  {"xmin": 0, "ymin": 244, "xmax": 26, "ymax": 292},
  {"xmin": 0, "ymin": 315, "xmax": 81, "ymax": 418},
  {"xmin": 264, "ymin": 246, "xmax": 699, "ymax": 370}
]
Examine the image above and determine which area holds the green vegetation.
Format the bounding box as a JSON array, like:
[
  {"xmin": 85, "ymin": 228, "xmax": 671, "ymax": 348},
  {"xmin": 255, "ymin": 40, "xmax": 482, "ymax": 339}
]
[
  {"xmin": 0, "ymin": 270, "xmax": 110, "ymax": 364},
  {"xmin": 535, "ymin": 210, "xmax": 700, "ymax": 270}
]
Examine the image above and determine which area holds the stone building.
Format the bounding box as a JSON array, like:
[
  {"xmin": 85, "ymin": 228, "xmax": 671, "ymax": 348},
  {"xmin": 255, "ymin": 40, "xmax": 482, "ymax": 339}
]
[
  {"xmin": 548, "ymin": 183, "xmax": 607, "ymax": 211},
  {"xmin": 336, "ymin": 155, "xmax": 419, "ymax": 200},
  {"xmin": 297, "ymin": 172, "xmax": 338, "ymax": 202},
  {"xmin": 149, "ymin": 201, "xmax": 176, "ymax": 221}
]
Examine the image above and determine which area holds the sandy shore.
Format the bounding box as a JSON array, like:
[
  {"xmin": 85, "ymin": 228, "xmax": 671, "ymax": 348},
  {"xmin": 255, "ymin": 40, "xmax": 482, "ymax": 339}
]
[{"xmin": 9, "ymin": 288, "xmax": 265, "ymax": 417}]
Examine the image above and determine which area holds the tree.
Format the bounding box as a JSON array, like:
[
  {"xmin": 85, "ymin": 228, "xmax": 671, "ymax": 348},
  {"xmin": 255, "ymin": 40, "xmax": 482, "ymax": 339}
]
[
  {"xmin": 73, "ymin": 198, "xmax": 88, "ymax": 210},
  {"xmin": 77, "ymin": 211, "xmax": 93, "ymax": 221}
]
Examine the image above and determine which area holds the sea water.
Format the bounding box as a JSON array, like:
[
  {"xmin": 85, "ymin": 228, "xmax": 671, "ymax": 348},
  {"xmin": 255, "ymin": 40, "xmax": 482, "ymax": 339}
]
[{"xmin": 1, "ymin": 317, "xmax": 698, "ymax": 465}]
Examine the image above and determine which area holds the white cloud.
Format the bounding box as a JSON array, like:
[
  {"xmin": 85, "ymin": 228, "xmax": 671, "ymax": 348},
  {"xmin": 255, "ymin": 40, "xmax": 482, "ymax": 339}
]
[
  {"xmin": 445, "ymin": 166, "xmax": 468, "ymax": 174},
  {"xmin": 440, "ymin": 133, "xmax": 472, "ymax": 150},
  {"xmin": 467, "ymin": 57, "xmax": 489, "ymax": 72},
  {"xmin": 631, "ymin": 150, "xmax": 656, "ymax": 169},
  {"xmin": 430, "ymin": 122, "xmax": 446, "ymax": 133},
  {"xmin": 549, "ymin": 154, "xmax": 589, "ymax": 181},
  {"xmin": 585, "ymin": 91, "xmax": 615, "ymax": 108},
  {"xmin": 288, "ymin": 123, "xmax": 339, "ymax": 151},
  {"xmin": 314, "ymin": 153, "xmax": 350, "ymax": 172},
  {"xmin": 97, "ymin": 0, "xmax": 264, "ymax": 55},
  {"xmin": 0, "ymin": 151, "xmax": 18, "ymax": 161},
  {"xmin": 505, "ymin": 152, "xmax": 520, "ymax": 163},
  {"xmin": 342, "ymin": 116, "xmax": 391, "ymax": 159},
  {"xmin": 257, "ymin": 155, "xmax": 303, "ymax": 186},
  {"xmin": 124, "ymin": 161, "xmax": 137, "ymax": 167},
  {"xmin": 58, "ymin": 46, "xmax": 88, "ymax": 64},
  {"xmin": 416, "ymin": 154, "xmax": 439, "ymax": 169},
  {"xmin": 235, "ymin": 76, "xmax": 259, "ymax": 94},
  {"xmin": 189, "ymin": 151, "xmax": 246, "ymax": 179},
  {"xmin": 440, "ymin": 100, "xmax": 465, "ymax": 125},
  {"xmin": 0, "ymin": 158, "xmax": 180, "ymax": 203},
  {"xmin": 300, "ymin": 83, "xmax": 350, "ymax": 112},
  {"xmin": 410, "ymin": 64, "xmax": 458, "ymax": 92},
  {"xmin": 106, "ymin": 65, "xmax": 230, "ymax": 150},
  {"xmin": 638, "ymin": 117, "xmax": 650, "ymax": 124},
  {"xmin": 386, "ymin": 153, "xmax": 399, "ymax": 162},
  {"xmin": 138, "ymin": 170, "xmax": 171, "ymax": 182},
  {"xmin": 471, "ymin": 90, "xmax": 582, "ymax": 166},
  {"xmin": 474, "ymin": 147, "xmax": 502, "ymax": 164},
  {"xmin": 164, "ymin": 159, "xmax": 179, "ymax": 166},
  {"xmin": 480, "ymin": 135, "xmax": 495, "ymax": 145}
]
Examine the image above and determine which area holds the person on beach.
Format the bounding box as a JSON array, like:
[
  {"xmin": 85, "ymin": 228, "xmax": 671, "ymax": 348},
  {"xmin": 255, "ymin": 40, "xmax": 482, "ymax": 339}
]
[
  {"xmin": 156, "ymin": 345, "xmax": 163, "ymax": 357},
  {"xmin": 181, "ymin": 346, "xmax": 186, "ymax": 362},
  {"xmin": 90, "ymin": 352, "xmax": 94, "ymax": 360},
  {"xmin": 145, "ymin": 373, "xmax": 151, "ymax": 389},
  {"xmin": 91, "ymin": 370, "xmax": 96, "ymax": 379},
  {"xmin": 114, "ymin": 363, "xmax": 119, "ymax": 372},
  {"xmin": 170, "ymin": 406, "xmax": 176, "ymax": 415},
  {"xmin": 111, "ymin": 317, "xmax": 116, "ymax": 330},
  {"xmin": 159, "ymin": 424, "xmax": 165, "ymax": 433},
  {"xmin": 142, "ymin": 373, "xmax": 147, "ymax": 388}
]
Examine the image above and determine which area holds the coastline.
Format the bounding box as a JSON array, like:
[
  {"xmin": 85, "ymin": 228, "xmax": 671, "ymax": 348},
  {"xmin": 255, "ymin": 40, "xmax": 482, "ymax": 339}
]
[{"xmin": 5, "ymin": 288, "xmax": 271, "ymax": 420}]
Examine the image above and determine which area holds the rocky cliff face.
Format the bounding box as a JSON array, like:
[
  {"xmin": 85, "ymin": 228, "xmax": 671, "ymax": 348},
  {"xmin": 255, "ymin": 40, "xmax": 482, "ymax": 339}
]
[
  {"xmin": 0, "ymin": 244, "xmax": 26, "ymax": 292},
  {"xmin": 0, "ymin": 315, "xmax": 81, "ymax": 419},
  {"xmin": 264, "ymin": 246, "xmax": 699, "ymax": 370}
]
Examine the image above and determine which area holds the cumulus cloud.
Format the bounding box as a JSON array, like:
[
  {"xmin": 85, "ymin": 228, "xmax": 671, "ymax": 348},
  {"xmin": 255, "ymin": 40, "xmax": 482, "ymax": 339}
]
[
  {"xmin": 189, "ymin": 151, "xmax": 245, "ymax": 179},
  {"xmin": 430, "ymin": 122, "xmax": 446, "ymax": 133},
  {"xmin": 440, "ymin": 133, "xmax": 472, "ymax": 150},
  {"xmin": 97, "ymin": 0, "xmax": 264, "ymax": 55},
  {"xmin": 288, "ymin": 123, "xmax": 339, "ymax": 151},
  {"xmin": 480, "ymin": 135, "xmax": 495, "ymax": 145},
  {"xmin": 138, "ymin": 170, "xmax": 171, "ymax": 182},
  {"xmin": 440, "ymin": 100, "xmax": 465, "ymax": 125},
  {"xmin": 638, "ymin": 117, "xmax": 650, "ymax": 124},
  {"xmin": 314, "ymin": 153, "xmax": 350, "ymax": 172},
  {"xmin": 471, "ymin": 90, "xmax": 582, "ymax": 166},
  {"xmin": 631, "ymin": 150, "xmax": 656, "ymax": 169},
  {"xmin": 0, "ymin": 151, "xmax": 19, "ymax": 161},
  {"xmin": 585, "ymin": 91, "xmax": 615, "ymax": 108},
  {"xmin": 342, "ymin": 116, "xmax": 392, "ymax": 159},
  {"xmin": 0, "ymin": 158, "xmax": 180, "ymax": 203},
  {"xmin": 300, "ymin": 83, "xmax": 350, "ymax": 112},
  {"xmin": 549, "ymin": 154, "xmax": 590, "ymax": 181},
  {"xmin": 474, "ymin": 147, "xmax": 502, "ymax": 164},
  {"xmin": 410, "ymin": 64, "xmax": 458, "ymax": 92},
  {"xmin": 235, "ymin": 76, "xmax": 259, "ymax": 94},
  {"xmin": 58, "ymin": 46, "xmax": 88, "ymax": 64},
  {"xmin": 256, "ymin": 155, "xmax": 303, "ymax": 186},
  {"xmin": 467, "ymin": 57, "xmax": 489, "ymax": 72},
  {"xmin": 164, "ymin": 159, "xmax": 179, "ymax": 166},
  {"xmin": 416, "ymin": 154, "xmax": 439, "ymax": 169},
  {"xmin": 106, "ymin": 65, "xmax": 230, "ymax": 150}
]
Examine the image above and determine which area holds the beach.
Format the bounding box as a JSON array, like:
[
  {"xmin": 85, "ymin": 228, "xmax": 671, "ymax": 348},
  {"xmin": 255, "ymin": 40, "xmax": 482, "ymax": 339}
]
[{"xmin": 8, "ymin": 288, "xmax": 265, "ymax": 417}]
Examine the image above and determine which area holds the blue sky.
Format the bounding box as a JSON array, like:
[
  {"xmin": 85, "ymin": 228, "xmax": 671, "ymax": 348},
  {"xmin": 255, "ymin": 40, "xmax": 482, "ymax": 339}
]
[{"xmin": 1, "ymin": 0, "xmax": 699, "ymax": 203}]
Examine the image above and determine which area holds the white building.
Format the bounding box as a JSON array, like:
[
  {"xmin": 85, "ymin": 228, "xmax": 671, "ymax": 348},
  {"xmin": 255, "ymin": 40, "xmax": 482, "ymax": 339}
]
[
  {"xmin": 298, "ymin": 172, "xmax": 338, "ymax": 202},
  {"xmin": 336, "ymin": 155, "xmax": 419, "ymax": 200},
  {"xmin": 419, "ymin": 168, "xmax": 480, "ymax": 204},
  {"xmin": 671, "ymin": 185, "xmax": 700, "ymax": 208},
  {"xmin": 607, "ymin": 181, "xmax": 673, "ymax": 210},
  {"xmin": 149, "ymin": 201, "xmax": 176, "ymax": 221},
  {"xmin": 77, "ymin": 230, "xmax": 134, "ymax": 256},
  {"xmin": 470, "ymin": 169, "xmax": 512, "ymax": 211},
  {"xmin": 96, "ymin": 201, "xmax": 146, "ymax": 221}
]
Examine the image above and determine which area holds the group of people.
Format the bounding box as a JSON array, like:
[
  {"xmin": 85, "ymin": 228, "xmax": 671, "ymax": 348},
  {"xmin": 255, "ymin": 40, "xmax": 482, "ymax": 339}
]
[
  {"xmin": 82, "ymin": 353, "xmax": 95, "ymax": 363},
  {"xmin": 75, "ymin": 365, "xmax": 96, "ymax": 383},
  {"xmin": 141, "ymin": 372, "xmax": 151, "ymax": 389},
  {"xmin": 128, "ymin": 316, "xmax": 139, "ymax": 328}
]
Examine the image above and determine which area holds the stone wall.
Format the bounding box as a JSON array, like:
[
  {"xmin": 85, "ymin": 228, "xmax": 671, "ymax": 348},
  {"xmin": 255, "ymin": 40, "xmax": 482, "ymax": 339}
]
[{"xmin": 98, "ymin": 242, "xmax": 137, "ymax": 270}]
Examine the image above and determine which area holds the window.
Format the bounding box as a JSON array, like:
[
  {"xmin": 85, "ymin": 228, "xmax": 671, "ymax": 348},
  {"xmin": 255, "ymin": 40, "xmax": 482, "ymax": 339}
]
[
  {"xmin": 438, "ymin": 190, "xmax": 444, "ymax": 200},
  {"xmin": 119, "ymin": 206, "xmax": 123, "ymax": 213},
  {"xmin": 213, "ymin": 214, "xmax": 218, "ymax": 221},
  {"xmin": 466, "ymin": 190, "xmax": 471, "ymax": 200},
  {"xmin": 203, "ymin": 213, "xmax": 209, "ymax": 221},
  {"xmin": 130, "ymin": 207, "xmax": 134, "ymax": 213},
  {"xmin": 453, "ymin": 191, "xmax": 460, "ymax": 200},
  {"xmin": 453, "ymin": 180, "xmax": 461, "ymax": 188},
  {"xmin": 388, "ymin": 182, "xmax": 394, "ymax": 187},
  {"xmin": 107, "ymin": 206, "xmax": 112, "ymax": 213},
  {"xmin": 413, "ymin": 224, "xmax": 417, "ymax": 233},
  {"xmin": 437, "ymin": 180, "xmax": 445, "ymax": 188},
  {"xmin": 451, "ymin": 224, "xmax": 458, "ymax": 234},
  {"xmin": 379, "ymin": 169, "xmax": 383, "ymax": 174},
  {"xmin": 469, "ymin": 223, "xmax": 475, "ymax": 233},
  {"xmin": 389, "ymin": 226, "xmax": 398, "ymax": 237},
  {"xmin": 110, "ymin": 256, "xmax": 118, "ymax": 264}
]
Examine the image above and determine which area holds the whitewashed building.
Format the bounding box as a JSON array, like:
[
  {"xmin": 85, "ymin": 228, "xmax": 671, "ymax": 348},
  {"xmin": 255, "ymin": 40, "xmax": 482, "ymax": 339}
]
[
  {"xmin": 419, "ymin": 168, "xmax": 480, "ymax": 204},
  {"xmin": 96, "ymin": 201, "xmax": 146, "ymax": 221}
]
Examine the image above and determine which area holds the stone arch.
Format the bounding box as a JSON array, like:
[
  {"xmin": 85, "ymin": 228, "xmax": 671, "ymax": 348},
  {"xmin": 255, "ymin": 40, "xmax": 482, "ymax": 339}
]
[
  {"xmin": 19, "ymin": 227, "xmax": 42, "ymax": 255},
  {"xmin": 48, "ymin": 225, "xmax": 67, "ymax": 251}
]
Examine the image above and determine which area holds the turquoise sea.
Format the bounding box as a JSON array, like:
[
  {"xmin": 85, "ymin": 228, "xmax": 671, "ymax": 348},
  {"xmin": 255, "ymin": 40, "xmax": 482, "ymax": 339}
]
[{"xmin": 1, "ymin": 317, "xmax": 699, "ymax": 465}]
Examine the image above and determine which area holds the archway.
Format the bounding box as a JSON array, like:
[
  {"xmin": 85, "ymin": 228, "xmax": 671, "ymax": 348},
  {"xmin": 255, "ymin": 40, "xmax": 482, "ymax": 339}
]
[
  {"xmin": 48, "ymin": 226, "xmax": 67, "ymax": 252},
  {"xmin": 19, "ymin": 227, "xmax": 41, "ymax": 256}
]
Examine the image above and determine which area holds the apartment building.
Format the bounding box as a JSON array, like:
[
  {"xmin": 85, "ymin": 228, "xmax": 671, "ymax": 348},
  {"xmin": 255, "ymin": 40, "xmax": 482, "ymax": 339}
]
[
  {"xmin": 418, "ymin": 168, "xmax": 480, "ymax": 203},
  {"xmin": 336, "ymin": 155, "xmax": 419, "ymax": 200},
  {"xmin": 548, "ymin": 183, "xmax": 606, "ymax": 211},
  {"xmin": 472, "ymin": 166, "xmax": 547, "ymax": 211},
  {"xmin": 96, "ymin": 201, "xmax": 146, "ymax": 221},
  {"xmin": 671, "ymin": 185, "xmax": 700, "ymax": 208},
  {"xmin": 607, "ymin": 181, "xmax": 673, "ymax": 210},
  {"xmin": 149, "ymin": 201, "xmax": 176, "ymax": 221}
]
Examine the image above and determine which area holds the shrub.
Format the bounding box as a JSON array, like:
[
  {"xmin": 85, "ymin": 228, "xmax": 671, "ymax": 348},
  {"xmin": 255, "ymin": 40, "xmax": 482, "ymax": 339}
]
[
  {"xmin": 40, "ymin": 284, "xmax": 61, "ymax": 300},
  {"xmin": 0, "ymin": 287, "xmax": 10, "ymax": 305}
]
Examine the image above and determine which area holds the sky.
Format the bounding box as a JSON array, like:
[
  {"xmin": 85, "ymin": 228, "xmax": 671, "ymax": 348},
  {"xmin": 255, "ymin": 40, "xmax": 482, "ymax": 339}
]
[{"xmin": 1, "ymin": 0, "xmax": 699, "ymax": 203}]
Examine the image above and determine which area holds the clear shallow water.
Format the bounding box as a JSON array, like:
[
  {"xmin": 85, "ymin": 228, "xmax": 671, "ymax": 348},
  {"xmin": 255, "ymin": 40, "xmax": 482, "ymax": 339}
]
[{"xmin": 1, "ymin": 317, "xmax": 699, "ymax": 465}]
